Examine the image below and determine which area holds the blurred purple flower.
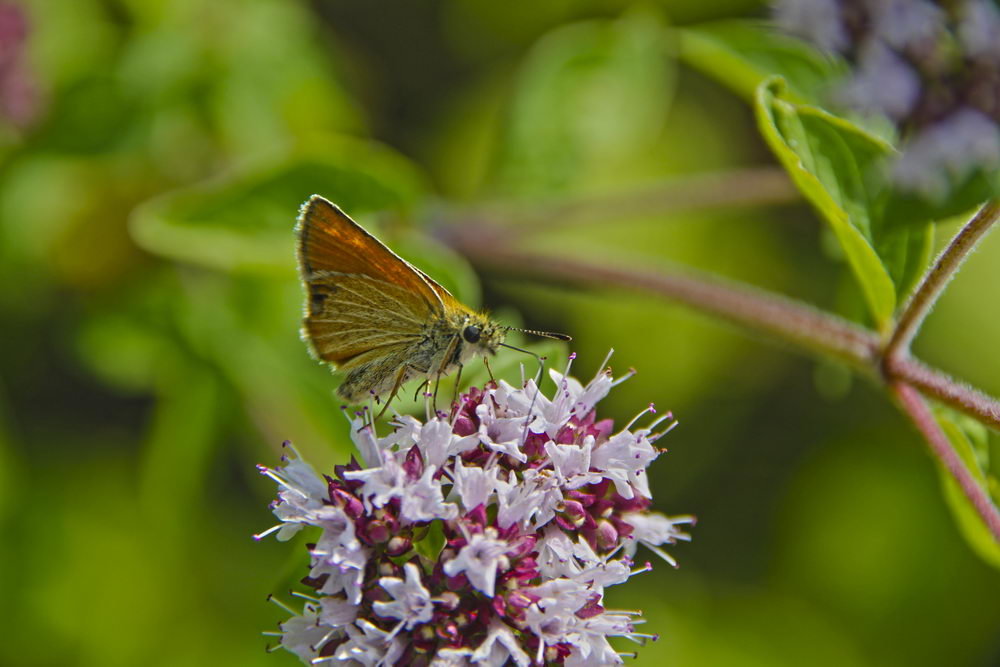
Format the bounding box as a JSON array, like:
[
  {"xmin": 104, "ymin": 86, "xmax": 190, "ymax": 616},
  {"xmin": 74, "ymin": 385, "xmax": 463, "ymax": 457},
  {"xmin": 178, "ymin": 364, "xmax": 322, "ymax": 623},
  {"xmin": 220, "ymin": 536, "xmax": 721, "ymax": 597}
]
[
  {"xmin": 871, "ymin": 0, "xmax": 945, "ymax": 52},
  {"xmin": 894, "ymin": 108, "xmax": 1000, "ymax": 199},
  {"xmin": 959, "ymin": 0, "xmax": 1000, "ymax": 61},
  {"xmin": 836, "ymin": 41, "xmax": 921, "ymax": 121},
  {"xmin": 774, "ymin": 0, "xmax": 1000, "ymax": 200},
  {"xmin": 0, "ymin": 3, "xmax": 39, "ymax": 127},
  {"xmin": 774, "ymin": 0, "xmax": 848, "ymax": 52}
]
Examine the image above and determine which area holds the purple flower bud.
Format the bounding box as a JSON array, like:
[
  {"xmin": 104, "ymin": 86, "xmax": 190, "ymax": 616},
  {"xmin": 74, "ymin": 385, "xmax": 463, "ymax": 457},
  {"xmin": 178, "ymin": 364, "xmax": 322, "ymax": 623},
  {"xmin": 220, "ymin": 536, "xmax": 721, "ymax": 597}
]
[
  {"xmin": 363, "ymin": 519, "xmax": 391, "ymax": 544},
  {"xmin": 386, "ymin": 535, "xmax": 411, "ymax": 556},
  {"xmin": 596, "ymin": 519, "xmax": 620, "ymax": 551},
  {"xmin": 403, "ymin": 444, "xmax": 424, "ymax": 479}
]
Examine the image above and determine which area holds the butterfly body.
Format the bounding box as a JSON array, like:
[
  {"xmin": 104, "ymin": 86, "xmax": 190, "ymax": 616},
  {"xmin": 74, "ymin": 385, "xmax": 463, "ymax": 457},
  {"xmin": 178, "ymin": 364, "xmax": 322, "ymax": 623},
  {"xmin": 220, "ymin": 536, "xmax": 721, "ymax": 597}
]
[{"xmin": 296, "ymin": 195, "xmax": 506, "ymax": 405}]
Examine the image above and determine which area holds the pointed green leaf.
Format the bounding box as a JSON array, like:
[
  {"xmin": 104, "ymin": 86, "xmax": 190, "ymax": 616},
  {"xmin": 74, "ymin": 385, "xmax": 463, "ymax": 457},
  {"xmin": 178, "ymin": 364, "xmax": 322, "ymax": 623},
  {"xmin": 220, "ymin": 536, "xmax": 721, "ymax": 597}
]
[
  {"xmin": 876, "ymin": 222, "xmax": 934, "ymax": 303},
  {"xmin": 755, "ymin": 77, "xmax": 898, "ymax": 329},
  {"xmin": 678, "ymin": 20, "xmax": 846, "ymax": 104},
  {"xmin": 130, "ymin": 136, "xmax": 426, "ymax": 274}
]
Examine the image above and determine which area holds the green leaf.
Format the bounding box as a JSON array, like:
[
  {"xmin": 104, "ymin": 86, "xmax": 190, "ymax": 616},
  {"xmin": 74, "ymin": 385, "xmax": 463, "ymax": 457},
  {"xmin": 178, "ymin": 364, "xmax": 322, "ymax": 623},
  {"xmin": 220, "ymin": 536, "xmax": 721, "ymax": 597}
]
[
  {"xmin": 498, "ymin": 8, "xmax": 675, "ymax": 196},
  {"xmin": 139, "ymin": 358, "xmax": 224, "ymax": 540},
  {"xmin": 130, "ymin": 135, "xmax": 426, "ymax": 274},
  {"xmin": 932, "ymin": 407, "xmax": 1000, "ymax": 570},
  {"xmin": 678, "ymin": 20, "xmax": 846, "ymax": 104},
  {"xmin": 875, "ymin": 222, "xmax": 934, "ymax": 303},
  {"xmin": 755, "ymin": 77, "xmax": 898, "ymax": 329},
  {"xmin": 413, "ymin": 520, "xmax": 447, "ymax": 565}
]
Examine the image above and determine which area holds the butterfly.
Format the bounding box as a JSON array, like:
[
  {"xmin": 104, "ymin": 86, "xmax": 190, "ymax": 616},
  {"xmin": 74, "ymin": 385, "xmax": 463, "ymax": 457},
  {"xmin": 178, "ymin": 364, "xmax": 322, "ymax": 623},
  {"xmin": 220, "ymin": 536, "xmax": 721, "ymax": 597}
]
[{"xmin": 296, "ymin": 195, "xmax": 569, "ymax": 415}]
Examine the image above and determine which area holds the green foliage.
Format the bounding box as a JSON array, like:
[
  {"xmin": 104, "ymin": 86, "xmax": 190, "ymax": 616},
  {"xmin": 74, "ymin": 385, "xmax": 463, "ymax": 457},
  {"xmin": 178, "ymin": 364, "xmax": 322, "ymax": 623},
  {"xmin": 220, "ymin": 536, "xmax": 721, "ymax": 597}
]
[
  {"xmin": 678, "ymin": 21, "xmax": 847, "ymax": 103},
  {"xmin": 933, "ymin": 408, "xmax": 1000, "ymax": 570},
  {"xmin": 686, "ymin": 23, "xmax": 990, "ymax": 327},
  {"xmin": 498, "ymin": 8, "xmax": 675, "ymax": 196},
  {"xmin": 414, "ymin": 519, "xmax": 448, "ymax": 565},
  {"xmin": 130, "ymin": 137, "xmax": 426, "ymax": 274},
  {"xmin": 3, "ymin": 2, "xmax": 999, "ymax": 666},
  {"xmin": 881, "ymin": 174, "xmax": 1000, "ymax": 231},
  {"xmin": 755, "ymin": 77, "xmax": 902, "ymax": 328}
]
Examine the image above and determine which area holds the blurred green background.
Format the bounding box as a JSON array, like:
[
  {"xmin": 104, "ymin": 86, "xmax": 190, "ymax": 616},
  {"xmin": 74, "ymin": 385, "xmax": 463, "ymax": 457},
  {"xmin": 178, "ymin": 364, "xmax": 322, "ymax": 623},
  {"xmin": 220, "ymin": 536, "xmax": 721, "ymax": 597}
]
[{"xmin": 2, "ymin": 1, "xmax": 999, "ymax": 665}]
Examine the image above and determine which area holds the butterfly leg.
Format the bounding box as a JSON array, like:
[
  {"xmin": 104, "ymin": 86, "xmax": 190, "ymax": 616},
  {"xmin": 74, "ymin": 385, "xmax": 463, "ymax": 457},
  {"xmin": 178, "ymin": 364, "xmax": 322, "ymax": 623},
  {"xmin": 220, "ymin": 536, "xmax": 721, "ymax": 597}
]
[
  {"xmin": 432, "ymin": 374, "xmax": 442, "ymax": 413},
  {"xmin": 429, "ymin": 334, "xmax": 461, "ymax": 414},
  {"xmin": 483, "ymin": 356, "xmax": 495, "ymax": 383},
  {"xmin": 376, "ymin": 363, "xmax": 419, "ymax": 421},
  {"xmin": 451, "ymin": 363, "xmax": 463, "ymax": 406},
  {"xmin": 412, "ymin": 378, "xmax": 430, "ymax": 401}
]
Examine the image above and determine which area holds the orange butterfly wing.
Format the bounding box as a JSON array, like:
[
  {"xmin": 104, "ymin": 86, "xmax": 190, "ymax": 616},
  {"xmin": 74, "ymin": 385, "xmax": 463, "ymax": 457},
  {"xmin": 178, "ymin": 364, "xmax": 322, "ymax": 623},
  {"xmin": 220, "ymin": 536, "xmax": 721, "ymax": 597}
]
[{"xmin": 297, "ymin": 196, "xmax": 449, "ymax": 367}]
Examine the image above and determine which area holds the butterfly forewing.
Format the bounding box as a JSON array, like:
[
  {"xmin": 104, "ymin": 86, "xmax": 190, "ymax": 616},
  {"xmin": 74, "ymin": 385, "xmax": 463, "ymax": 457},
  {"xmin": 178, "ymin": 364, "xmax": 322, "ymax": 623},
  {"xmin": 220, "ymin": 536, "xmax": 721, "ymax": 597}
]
[
  {"xmin": 297, "ymin": 196, "xmax": 445, "ymax": 311},
  {"xmin": 297, "ymin": 196, "xmax": 443, "ymax": 367}
]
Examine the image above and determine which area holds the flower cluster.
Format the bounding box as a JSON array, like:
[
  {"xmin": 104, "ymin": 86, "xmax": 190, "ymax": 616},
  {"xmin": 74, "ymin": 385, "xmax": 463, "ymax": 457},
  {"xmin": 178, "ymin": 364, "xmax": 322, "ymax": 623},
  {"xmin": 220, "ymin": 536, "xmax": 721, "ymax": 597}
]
[
  {"xmin": 256, "ymin": 354, "xmax": 693, "ymax": 666},
  {"xmin": 774, "ymin": 0, "xmax": 1000, "ymax": 198}
]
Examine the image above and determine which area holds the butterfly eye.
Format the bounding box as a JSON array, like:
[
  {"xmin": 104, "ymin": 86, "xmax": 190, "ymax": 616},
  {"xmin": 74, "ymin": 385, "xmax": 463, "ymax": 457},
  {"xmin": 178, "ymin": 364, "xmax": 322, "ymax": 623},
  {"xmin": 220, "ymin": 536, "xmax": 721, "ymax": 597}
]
[{"xmin": 463, "ymin": 325, "xmax": 481, "ymax": 344}]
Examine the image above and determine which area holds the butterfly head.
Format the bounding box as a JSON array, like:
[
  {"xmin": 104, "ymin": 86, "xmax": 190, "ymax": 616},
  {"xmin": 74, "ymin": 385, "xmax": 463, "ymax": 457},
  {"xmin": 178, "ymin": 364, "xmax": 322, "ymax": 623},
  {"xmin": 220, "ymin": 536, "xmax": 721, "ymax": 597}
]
[{"xmin": 457, "ymin": 313, "xmax": 505, "ymax": 360}]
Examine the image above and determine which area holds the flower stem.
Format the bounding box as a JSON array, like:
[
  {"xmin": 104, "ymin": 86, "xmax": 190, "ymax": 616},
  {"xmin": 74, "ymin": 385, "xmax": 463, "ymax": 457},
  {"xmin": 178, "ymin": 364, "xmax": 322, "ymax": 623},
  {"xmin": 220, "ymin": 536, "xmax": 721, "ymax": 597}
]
[
  {"xmin": 445, "ymin": 167, "xmax": 798, "ymax": 232},
  {"xmin": 892, "ymin": 382, "xmax": 1000, "ymax": 543},
  {"xmin": 443, "ymin": 230, "xmax": 1000, "ymax": 546},
  {"xmin": 885, "ymin": 200, "xmax": 1000, "ymax": 359},
  {"xmin": 445, "ymin": 232, "xmax": 878, "ymax": 368},
  {"xmin": 889, "ymin": 357, "xmax": 1000, "ymax": 430}
]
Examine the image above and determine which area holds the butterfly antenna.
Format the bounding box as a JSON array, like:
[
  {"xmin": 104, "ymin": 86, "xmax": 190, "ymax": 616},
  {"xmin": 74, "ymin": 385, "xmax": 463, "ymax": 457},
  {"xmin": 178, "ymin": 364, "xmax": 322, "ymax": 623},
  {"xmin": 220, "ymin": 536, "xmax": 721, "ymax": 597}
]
[{"xmin": 504, "ymin": 326, "xmax": 572, "ymax": 341}]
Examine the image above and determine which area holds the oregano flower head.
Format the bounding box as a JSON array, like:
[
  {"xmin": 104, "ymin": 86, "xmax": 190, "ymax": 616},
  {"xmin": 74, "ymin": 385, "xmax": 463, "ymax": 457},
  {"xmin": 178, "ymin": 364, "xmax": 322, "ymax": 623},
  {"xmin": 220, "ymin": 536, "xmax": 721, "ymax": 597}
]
[{"xmin": 256, "ymin": 353, "xmax": 694, "ymax": 665}]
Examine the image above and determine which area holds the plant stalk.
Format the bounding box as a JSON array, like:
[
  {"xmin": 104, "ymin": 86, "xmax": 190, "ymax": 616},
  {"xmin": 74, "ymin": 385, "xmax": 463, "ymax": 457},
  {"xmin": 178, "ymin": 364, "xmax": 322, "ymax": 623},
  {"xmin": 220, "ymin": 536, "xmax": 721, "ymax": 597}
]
[
  {"xmin": 885, "ymin": 200, "xmax": 1000, "ymax": 359},
  {"xmin": 893, "ymin": 382, "xmax": 1000, "ymax": 543},
  {"xmin": 443, "ymin": 229, "xmax": 1000, "ymax": 546},
  {"xmin": 446, "ymin": 234, "xmax": 879, "ymax": 368}
]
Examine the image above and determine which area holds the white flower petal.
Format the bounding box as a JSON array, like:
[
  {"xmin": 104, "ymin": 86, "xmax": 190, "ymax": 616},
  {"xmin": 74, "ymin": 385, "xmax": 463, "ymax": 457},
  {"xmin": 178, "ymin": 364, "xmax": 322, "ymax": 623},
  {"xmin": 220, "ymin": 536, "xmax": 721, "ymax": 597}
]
[
  {"xmin": 373, "ymin": 562, "xmax": 435, "ymax": 629},
  {"xmin": 443, "ymin": 531, "xmax": 509, "ymax": 597}
]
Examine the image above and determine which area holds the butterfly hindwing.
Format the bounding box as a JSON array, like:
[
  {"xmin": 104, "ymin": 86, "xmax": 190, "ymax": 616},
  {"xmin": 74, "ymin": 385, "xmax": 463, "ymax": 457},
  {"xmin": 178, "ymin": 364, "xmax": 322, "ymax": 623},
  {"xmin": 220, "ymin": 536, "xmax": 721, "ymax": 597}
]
[{"xmin": 302, "ymin": 272, "xmax": 424, "ymax": 366}]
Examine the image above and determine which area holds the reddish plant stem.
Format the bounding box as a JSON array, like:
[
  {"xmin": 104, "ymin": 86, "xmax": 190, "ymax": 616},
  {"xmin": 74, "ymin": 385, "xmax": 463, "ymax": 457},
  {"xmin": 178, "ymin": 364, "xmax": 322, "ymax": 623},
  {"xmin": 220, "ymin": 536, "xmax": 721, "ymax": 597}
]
[
  {"xmin": 889, "ymin": 357, "xmax": 1000, "ymax": 430},
  {"xmin": 885, "ymin": 200, "xmax": 1000, "ymax": 359},
  {"xmin": 447, "ymin": 230, "xmax": 1000, "ymax": 425},
  {"xmin": 444, "ymin": 229, "xmax": 1000, "ymax": 545},
  {"xmin": 445, "ymin": 230, "xmax": 879, "ymax": 367},
  {"xmin": 453, "ymin": 167, "xmax": 798, "ymax": 231},
  {"xmin": 893, "ymin": 382, "xmax": 1000, "ymax": 543}
]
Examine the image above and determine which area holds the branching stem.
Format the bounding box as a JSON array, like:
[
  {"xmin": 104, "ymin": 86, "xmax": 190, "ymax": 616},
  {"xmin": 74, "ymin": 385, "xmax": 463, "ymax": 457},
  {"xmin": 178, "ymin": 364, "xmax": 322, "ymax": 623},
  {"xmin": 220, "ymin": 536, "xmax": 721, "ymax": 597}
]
[
  {"xmin": 889, "ymin": 357, "xmax": 1000, "ymax": 431},
  {"xmin": 892, "ymin": 382, "xmax": 1000, "ymax": 543},
  {"xmin": 447, "ymin": 167, "xmax": 798, "ymax": 232},
  {"xmin": 885, "ymin": 200, "xmax": 1000, "ymax": 359},
  {"xmin": 440, "ymin": 203, "xmax": 1000, "ymax": 544}
]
